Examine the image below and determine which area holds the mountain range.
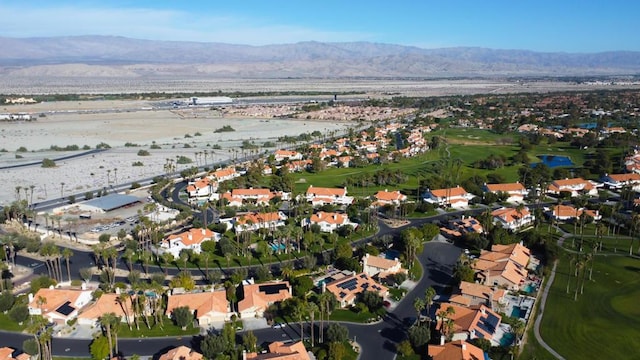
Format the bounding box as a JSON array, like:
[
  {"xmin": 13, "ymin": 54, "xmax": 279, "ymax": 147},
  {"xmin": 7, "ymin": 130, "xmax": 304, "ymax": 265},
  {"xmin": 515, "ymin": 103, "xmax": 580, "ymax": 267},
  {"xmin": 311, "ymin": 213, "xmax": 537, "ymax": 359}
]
[{"xmin": 1, "ymin": 35, "xmax": 640, "ymax": 78}]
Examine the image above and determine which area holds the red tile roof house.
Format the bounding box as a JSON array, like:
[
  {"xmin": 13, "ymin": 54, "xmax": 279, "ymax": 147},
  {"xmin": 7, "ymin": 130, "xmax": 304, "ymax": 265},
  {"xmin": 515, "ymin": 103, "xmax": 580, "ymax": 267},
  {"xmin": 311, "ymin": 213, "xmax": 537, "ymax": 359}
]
[
  {"xmin": 372, "ymin": 189, "xmax": 408, "ymax": 206},
  {"xmin": 185, "ymin": 178, "xmax": 217, "ymax": 199},
  {"xmin": 448, "ymin": 281, "xmax": 507, "ymax": 309},
  {"xmin": 440, "ymin": 216, "xmax": 484, "ymax": 238},
  {"xmin": 233, "ymin": 211, "xmax": 288, "ymax": 233},
  {"xmin": 423, "ymin": 186, "xmax": 474, "ymax": 209},
  {"xmin": 546, "ymin": 177, "xmax": 599, "ymax": 197},
  {"xmin": 158, "ymin": 346, "xmax": 203, "ymax": 360},
  {"xmin": 472, "ymin": 243, "xmax": 531, "ymax": 290},
  {"xmin": 428, "ymin": 340, "xmax": 486, "ymax": 360},
  {"xmin": 361, "ymin": 253, "xmax": 405, "ymax": 281},
  {"xmin": 435, "ymin": 303, "xmax": 503, "ymax": 345},
  {"xmin": 306, "ymin": 211, "xmax": 357, "ymax": 233},
  {"xmin": 77, "ymin": 293, "xmax": 135, "ymax": 328},
  {"xmin": 304, "ymin": 185, "xmax": 354, "ymax": 206},
  {"xmin": 0, "ymin": 347, "xmax": 30, "ymax": 360},
  {"xmin": 165, "ymin": 290, "xmax": 231, "ymax": 326},
  {"xmin": 600, "ymin": 173, "xmax": 640, "ymax": 190},
  {"xmin": 274, "ymin": 149, "xmax": 303, "ymax": 163},
  {"xmin": 159, "ymin": 228, "xmax": 220, "ymax": 259},
  {"xmin": 245, "ymin": 341, "xmax": 311, "ymax": 360},
  {"xmin": 547, "ymin": 204, "xmax": 601, "ymax": 222},
  {"xmin": 28, "ymin": 288, "xmax": 93, "ymax": 325},
  {"xmin": 324, "ymin": 272, "xmax": 388, "ymax": 308},
  {"xmin": 491, "ymin": 206, "xmax": 535, "ymax": 231},
  {"xmin": 238, "ymin": 281, "xmax": 292, "ymax": 318},
  {"xmin": 482, "ymin": 182, "xmax": 529, "ymax": 203},
  {"xmin": 211, "ymin": 167, "xmax": 241, "ymax": 183}
]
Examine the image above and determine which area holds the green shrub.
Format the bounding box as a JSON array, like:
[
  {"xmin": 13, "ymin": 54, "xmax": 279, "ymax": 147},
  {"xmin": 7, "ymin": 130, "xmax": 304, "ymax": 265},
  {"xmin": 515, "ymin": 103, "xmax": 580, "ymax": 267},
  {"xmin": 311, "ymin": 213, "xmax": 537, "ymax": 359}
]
[
  {"xmin": 137, "ymin": 150, "xmax": 150, "ymax": 156},
  {"xmin": 41, "ymin": 158, "xmax": 56, "ymax": 168}
]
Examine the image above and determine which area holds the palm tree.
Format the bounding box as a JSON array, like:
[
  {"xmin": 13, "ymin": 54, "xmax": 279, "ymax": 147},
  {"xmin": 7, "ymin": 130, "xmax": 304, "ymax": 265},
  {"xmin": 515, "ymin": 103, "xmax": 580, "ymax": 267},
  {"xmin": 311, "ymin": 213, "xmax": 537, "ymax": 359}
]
[
  {"xmin": 62, "ymin": 248, "xmax": 73, "ymax": 283},
  {"xmin": 99, "ymin": 312, "xmax": 120, "ymax": 359},
  {"xmin": 424, "ymin": 287, "xmax": 436, "ymax": 327},
  {"xmin": 307, "ymin": 302, "xmax": 319, "ymax": 347},
  {"xmin": 413, "ymin": 297, "xmax": 425, "ymax": 320},
  {"xmin": 117, "ymin": 293, "xmax": 133, "ymax": 330}
]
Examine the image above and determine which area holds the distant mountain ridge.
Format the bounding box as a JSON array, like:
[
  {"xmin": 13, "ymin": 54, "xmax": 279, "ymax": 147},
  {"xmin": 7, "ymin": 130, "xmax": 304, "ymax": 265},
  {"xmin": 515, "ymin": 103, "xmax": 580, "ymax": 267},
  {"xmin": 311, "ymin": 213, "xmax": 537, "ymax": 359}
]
[{"xmin": 1, "ymin": 35, "xmax": 639, "ymax": 77}]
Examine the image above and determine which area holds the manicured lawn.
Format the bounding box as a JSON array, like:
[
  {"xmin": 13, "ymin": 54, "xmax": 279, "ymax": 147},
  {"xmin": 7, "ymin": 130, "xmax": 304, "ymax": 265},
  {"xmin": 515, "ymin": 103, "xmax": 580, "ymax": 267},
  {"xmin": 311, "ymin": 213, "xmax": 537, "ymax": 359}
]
[
  {"xmin": 0, "ymin": 312, "xmax": 28, "ymax": 332},
  {"xmin": 536, "ymin": 254, "xmax": 640, "ymax": 359},
  {"xmin": 388, "ymin": 287, "xmax": 407, "ymax": 301},
  {"xmin": 116, "ymin": 319, "xmax": 199, "ymax": 338}
]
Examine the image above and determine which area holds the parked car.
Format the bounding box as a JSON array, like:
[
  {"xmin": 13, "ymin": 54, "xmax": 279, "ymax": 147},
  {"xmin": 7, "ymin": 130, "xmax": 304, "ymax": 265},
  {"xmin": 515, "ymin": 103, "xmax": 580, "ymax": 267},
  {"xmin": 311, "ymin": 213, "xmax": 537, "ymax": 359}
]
[{"xmin": 272, "ymin": 323, "xmax": 286, "ymax": 329}]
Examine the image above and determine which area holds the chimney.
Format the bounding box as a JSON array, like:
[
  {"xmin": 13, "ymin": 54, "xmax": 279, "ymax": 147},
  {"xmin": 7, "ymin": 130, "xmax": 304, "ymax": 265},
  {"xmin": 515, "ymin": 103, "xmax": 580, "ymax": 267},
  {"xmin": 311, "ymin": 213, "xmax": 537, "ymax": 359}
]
[
  {"xmin": 201, "ymin": 228, "xmax": 206, "ymax": 235},
  {"xmin": 462, "ymin": 342, "xmax": 467, "ymax": 351},
  {"xmin": 188, "ymin": 233, "xmax": 193, "ymax": 241},
  {"xmin": 28, "ymin": 293, "xmax": 34, "ymax": 303},
  {"xmin": 440, "ymin": 335, "xmax": 445, "ymax": 346}
]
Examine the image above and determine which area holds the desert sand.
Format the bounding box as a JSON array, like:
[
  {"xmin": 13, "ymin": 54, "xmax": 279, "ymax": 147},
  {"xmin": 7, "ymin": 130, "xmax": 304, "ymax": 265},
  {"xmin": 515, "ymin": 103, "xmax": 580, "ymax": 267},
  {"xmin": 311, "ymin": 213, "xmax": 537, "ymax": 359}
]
[{"xmin": 0, "ymin": 100, "xmax": 357, "ymax": 207}]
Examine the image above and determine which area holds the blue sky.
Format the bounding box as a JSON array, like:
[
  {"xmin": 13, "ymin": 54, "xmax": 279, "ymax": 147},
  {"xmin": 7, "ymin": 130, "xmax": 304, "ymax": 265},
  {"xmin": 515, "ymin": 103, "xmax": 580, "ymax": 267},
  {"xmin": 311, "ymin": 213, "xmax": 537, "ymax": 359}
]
[{"xmin": 2, "ymin": 1, "xmax": 638, "ymax": 52}]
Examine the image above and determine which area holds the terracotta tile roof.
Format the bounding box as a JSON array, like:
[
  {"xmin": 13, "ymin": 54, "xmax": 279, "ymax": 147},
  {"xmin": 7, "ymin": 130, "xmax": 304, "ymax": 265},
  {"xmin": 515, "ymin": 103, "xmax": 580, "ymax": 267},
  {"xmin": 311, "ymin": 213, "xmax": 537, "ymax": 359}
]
[
  {"xmin": 78, "ymin": 293, "xmax": 132, "ymax": 321},
  {"xmin": 325, "ymin": 273, "xmax": 388, "ymax": 305},
  {"xmin": 550, "ymin": 205, "xmax": 598, "ymax": 219},
  {"xmin": 458, "ymin": 281, "xmax": 494, "ymax": 301},
  {"xmin": 375, "ymin": 190, "xmax": 407, "ymax": 202},
  {"xmin": 29, "ymin": 288, "xmax": 88, "ymax": 315},
  {"xmin": 363, "ymin": 255, "xmax": 400, "ymax": 271},
  {"xmin": 236, "ymin": 212, "xmax": 284, "ymax": 226},
  {"xmin": 485, "ymin": 182, "xmax": 526, "ymax": 193},
  {"xmin": 274, "ymin": 149, "xmax": 300, "ymax": 158},
  {"xmin": 491, "ymin": 207, "xmax": 531, "ymax": 224},
  {"xmin": 428, "ymin": 340, "xmax": 485, "ymax": 360},
  {"xmin": 246, "ymin": 341, "xmax": 310, "ymax": 360},
  {"xmin": 232, "ymin": 188, "xmax": 272, "ymax": 197},
  {"xmin": 165, "ymin": 291, "xmax": 229, "ymax": 319},
  {"xmin": 310, "ymin": 211, "xmax": 349, "ymax": 225},
  {"xmin": 491, "ymin": 243, "xmax": 531, "ymax": 268},
  {"xmin": 0, "ymin": 347, "xmax": 14, "ymax": 360},
  {"xmin": 436, "ymin": 303, "xmax": 501, "ymax": 341},
  {"xmin": 211, "ymin": 167, "xmax": 236, "ymax": 179},
  {"xmin": 430, "ymin": 186, "xmax": 468, "ymax": 198},
  {"xmin": 306, "ymin": 186, "xmax": 347, "ymax": 197},
  {"xmin": 187, "ymin": 178, "xmax": 211, "ymax": 193},
  {"xmin": 606, "ymin": 173, "xmax": 640, "ymax": 182},
  {"xmin": 238, "ymin": 281, "xmax": 292, "ymax": 314},
  {"xmin": 167, "ymin": 228, "xmax": 215, "ymax": 246},
  {"xmin": 548, "ymin": 178, "xmax": 593, "ymax": 192},
  {"xmin": 158, "ymin": 346, "xmax": 203, "ymax": 360}
]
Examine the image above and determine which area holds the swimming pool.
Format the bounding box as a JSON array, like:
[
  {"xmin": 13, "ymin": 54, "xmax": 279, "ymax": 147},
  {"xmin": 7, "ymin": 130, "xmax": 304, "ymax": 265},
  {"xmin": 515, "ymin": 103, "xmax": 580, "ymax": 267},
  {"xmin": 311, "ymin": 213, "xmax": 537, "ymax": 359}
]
[
  {"xmin": 523, "ymin": 283, "xmax": 536, "ymax": 294},
  {"xmin": 500, "ymin": 333, "xmax": 515, "ymax": 347},
  {"xmin": 510, "ymin": 306, "xmax": 523, "ymax": 318}
]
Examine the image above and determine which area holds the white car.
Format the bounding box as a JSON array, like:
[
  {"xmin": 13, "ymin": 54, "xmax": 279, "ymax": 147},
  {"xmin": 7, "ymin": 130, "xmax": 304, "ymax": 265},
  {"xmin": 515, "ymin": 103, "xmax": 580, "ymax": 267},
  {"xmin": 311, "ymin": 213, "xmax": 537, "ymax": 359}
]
[{"xmin": 272, "ymin": 323, "xmax": 286, "ymax": 329}]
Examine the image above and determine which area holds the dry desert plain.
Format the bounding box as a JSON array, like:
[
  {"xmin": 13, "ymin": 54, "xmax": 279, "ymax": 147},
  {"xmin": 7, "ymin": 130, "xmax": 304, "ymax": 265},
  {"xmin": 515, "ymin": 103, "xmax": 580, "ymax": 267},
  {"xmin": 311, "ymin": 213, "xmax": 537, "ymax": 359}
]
[
  {"xmin": 0, "ymin": 99, "xmax": 358, "ymax": 207},
  {"xmin": 2, "ymin": 77, "xmax": 638, "ymax": 208}
]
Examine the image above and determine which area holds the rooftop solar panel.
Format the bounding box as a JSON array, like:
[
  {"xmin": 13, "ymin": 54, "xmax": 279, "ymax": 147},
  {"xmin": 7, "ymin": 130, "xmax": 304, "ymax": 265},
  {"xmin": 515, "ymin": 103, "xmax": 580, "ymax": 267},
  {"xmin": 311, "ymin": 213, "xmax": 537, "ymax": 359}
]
[
  {"xmin": 485, "ymin": 312, "xmax": 500, "ymax": 328},
  {"xmin": 258, "ymin": 283, "xmax": 289, "ymax": 295},
  {"xmin": 339, "ymin": 292, "xmax": 346, "ymax": 298},
  {"xmin": 56, "ymin": 301, "xmax": 75, "ymax": 316}
]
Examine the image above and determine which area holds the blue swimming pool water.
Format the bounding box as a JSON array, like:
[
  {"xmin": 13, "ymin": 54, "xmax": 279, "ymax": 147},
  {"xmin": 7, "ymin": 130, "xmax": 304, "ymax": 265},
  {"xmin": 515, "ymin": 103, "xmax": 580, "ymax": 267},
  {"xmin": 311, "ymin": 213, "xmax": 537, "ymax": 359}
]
[
  {"xmin": 500, "ymin": 333, "xmax": 515, "ymax": 347},
  {"xmin": 524, "ymin": 283, "xmax": 536, "ymax": 293},
  {"xmin": 532, "ymin": 155, "xmax": 574, "ymax": 168},
  {"xmin": 511, "ymin": 306, "xmax": 523, "ymax": 318}
]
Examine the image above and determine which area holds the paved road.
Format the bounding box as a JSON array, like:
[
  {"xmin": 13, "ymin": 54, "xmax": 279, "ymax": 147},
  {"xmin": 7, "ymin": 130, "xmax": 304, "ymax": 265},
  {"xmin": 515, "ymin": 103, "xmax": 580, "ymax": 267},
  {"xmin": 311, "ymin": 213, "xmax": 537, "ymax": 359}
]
[{"xmin": 6, "ymin": 240, "xmax": 460, "ymax": 358}]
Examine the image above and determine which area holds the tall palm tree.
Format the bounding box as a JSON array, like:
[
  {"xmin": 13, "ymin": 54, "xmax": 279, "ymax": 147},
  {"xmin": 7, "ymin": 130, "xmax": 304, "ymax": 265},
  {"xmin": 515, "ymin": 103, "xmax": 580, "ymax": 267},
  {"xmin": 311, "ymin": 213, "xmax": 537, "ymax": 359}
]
[
  {"xmin": 99, "ymin": 312, "xmax": 120, "ymax": 359},
  {"xmin": 307, "ymin": 302, "xmax": 319, "ymax": 347},
  {"xmin": 62, "ymin": 248, "xmax": 73, "ymax": 283},
  {"xmin": 117, "ymin": 293, "xmax": 133, "ymax": 330},
  {"xmin": 413, "ymin": 297, "xmax": 425, "ymax": 319},
  {"xmin": 424, "ymin": 287, "xmax": 436, "ymax": 327}
]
